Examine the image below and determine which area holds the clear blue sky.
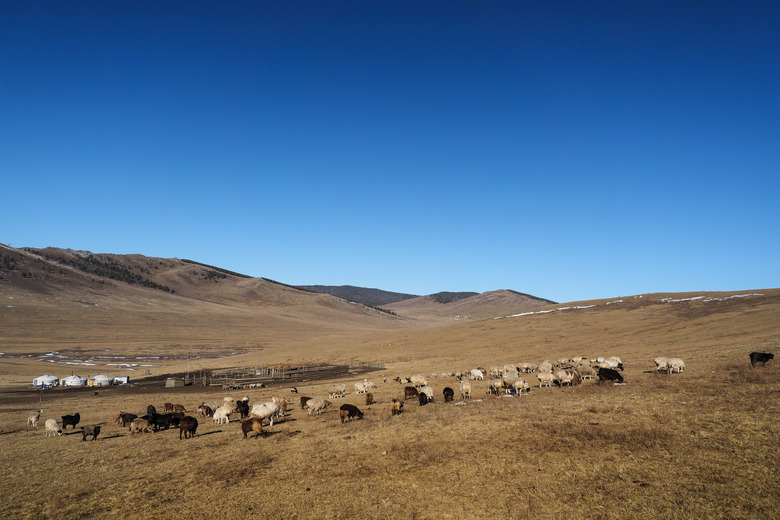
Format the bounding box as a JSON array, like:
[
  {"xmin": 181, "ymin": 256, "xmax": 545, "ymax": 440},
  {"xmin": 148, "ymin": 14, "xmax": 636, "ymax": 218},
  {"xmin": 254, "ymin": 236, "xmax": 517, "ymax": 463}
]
[{"xmin": 2, "ymin": 1, "xmax": 778, "ymax": 303}]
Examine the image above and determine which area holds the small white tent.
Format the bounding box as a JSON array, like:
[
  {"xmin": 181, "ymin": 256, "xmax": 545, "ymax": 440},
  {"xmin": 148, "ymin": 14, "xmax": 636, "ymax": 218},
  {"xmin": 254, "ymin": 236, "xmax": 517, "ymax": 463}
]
[
  {"xmin": 89, "ymin": 374, "xmax": 112, "ymax": 387},
  {"xmin": 62, "ymin": 375, "xmax": 88, "ymax": 387},
  {"xmin": 32, "ymin": 375, "xmax": 59, "ymax": 387}
]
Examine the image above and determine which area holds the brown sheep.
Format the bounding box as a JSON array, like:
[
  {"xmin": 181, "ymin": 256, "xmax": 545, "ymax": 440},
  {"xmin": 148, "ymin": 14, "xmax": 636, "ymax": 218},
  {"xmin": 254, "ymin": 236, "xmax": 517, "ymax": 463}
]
[
  {"xmin": 179, "ymin": 416, "xmax": 198, "ymax": 440},
  {"xmin": 339, "ymin": 404, "xmax": 364, "ymax": 423},
  {"xmin": 242, "ymin": 417, "xmax": 266, "ymax": 439},
  {"xmin": 365, "ymin": 392, "xmax": 375, "ymax": 405},
  {"xmin": 173, "ymin": 404, "xmax": 186, "ymax": 413},
  {"xmin": 391, "ymin": 398, "xmax": 403, "ymax": 416},
  {"xmin": 129, "ymin": 418, "xmax": 151, "ymax": 435},
  {"xmin": 403, "ymin": 387, "xmax": 419, "ymax": 400},
  {"xmin": 163, "ymin": 402, "xmax": 174, "ymax": 413},
  {"xmin": 80, "ymin": 425, "xmax": 101, "ymax": 441}
]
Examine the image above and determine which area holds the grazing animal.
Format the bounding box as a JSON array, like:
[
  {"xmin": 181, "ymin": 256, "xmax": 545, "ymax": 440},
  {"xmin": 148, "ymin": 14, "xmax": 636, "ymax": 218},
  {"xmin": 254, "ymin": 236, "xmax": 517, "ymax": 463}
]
[
  {"xmin": 419, "ymin": 385, "xmax": 434, "ymax": 403},
  {"xmin": 354, "ymin": 382, "xmax": 367, "ymax": 394},
  {"xmin": 129, "ymin": 418, "xmax": 151, "ymax": 435},
  {"xmin": 556, "ymin": 370, "xmax": 574, "ymax": 387},
  {"xmin": 365, "ymin": 392, "xmax": 375, "ymax": 405},
  {"xmin": 197, "ymin": 404, "xmax": 214, "ymax": 418},
  {"xmin": 459, "ymin": 380, "xmax": 472, "ymax": 399},
  {"xmin": 418, "ymin": 393, "xmax": 429, "ymax": 406},
  {"xmin": 235, "ymin": 400, "xmax": 250, "ymax": 419},
  {"xmin": 339, "ymin": 404, "xmax": 364, "ymax": 423},
  {"xmin": 488, "ymin": 379, "xmax": 504, "ymax": 395},
  {"xmin": 61, "ymin": 413, "xmax": 80, "ymax": 429},
  {"xmin": 44, "ymin": 418, "xmax": 62, "ymax": 437},
  {"xmin": 179, "ymin": 416, "xmax": 198, "ymax": 440},
  {"xmin": 328, "ymin": 384, "xmax": 347, "ymax": 399},
  {"xmin": 598, "ymin": 367, "xmax": 625, "ymax": 383},
  {"xmin": 163, "ymin": 402, "xmax": 174, "ymax": 413},
  {"xmin": 443, "ymin": 387, "xmax": 454, "ymax": 402},
  {"xmin": 750, "ymin": 352, "xmax": 774, "ymax": 366},
  {"xmin": 149, "ymin": 413, "xmax": 176, "ymax": 431},
  {"xmin": 666, "ymin": 358, "xmax": 685, "ymax": 374},
  {"xmin": 242, "ymin": 417, "xmax": 266, "ymax": 438},
  {"xmin": 654, "ymin": 357, "xmax": 669, "ymax": 372},
  {"xmin": 306, "ymin": 398, "xmax": 331, "ymax": 416},
  {"xmin": 173, "ymin": 404, "xmax": 186, "ymax": 413},
  {"xmin": 404, "ymin": 386, "xmax": 419, "ymax": 400},
  {"xmin": 251, "ymin": 402, "xmax": 283, "ymax": 426},
  {"xmin": 272, "ymin": 395, "xmax": 289, "ymax": 413},
  {"xmin": 391, "ymin": 398, "xmax": 403, "ymax": 416},
  {"xmin": 115, "ymin": 411, "xmax": 137, "ymax": 427},
  {"xmin": 213, "ymin": 406, "xmax": 233, "ymax": 425},
  {"xmin": 536, "ymin": 372, "xmax": 555, "ymax": 388},
  {"xmin": 80, "ymin": 425, "xmax": 100, "ymax": 441},
  {"xmin": 470, "ymin": 369, "xmax": 484, "ymax": 381},
  {"xmin": 300, "ymin": 396, "xmax": 313, "ymax": 410},
  {"xmin": 147, "ymin": 405, "xmax": 157, "ymax": 415},
  {"xmin": 27, "ymin": 409, "xmax": 43, "ymax": 428},
  {"xmin": 290, "ymin": 387, "xmax": 298, "ymax": 393},
  {"xmin": 410, "ymin": 375, "xmax": 428, "ymax": 388}
]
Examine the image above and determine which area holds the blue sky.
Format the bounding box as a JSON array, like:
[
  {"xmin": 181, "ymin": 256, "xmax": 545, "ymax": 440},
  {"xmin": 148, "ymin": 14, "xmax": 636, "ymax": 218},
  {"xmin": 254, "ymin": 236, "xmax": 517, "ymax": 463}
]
[{"xmin": 2, "ymin": 1, "xmax": 778, "ymax": 303}]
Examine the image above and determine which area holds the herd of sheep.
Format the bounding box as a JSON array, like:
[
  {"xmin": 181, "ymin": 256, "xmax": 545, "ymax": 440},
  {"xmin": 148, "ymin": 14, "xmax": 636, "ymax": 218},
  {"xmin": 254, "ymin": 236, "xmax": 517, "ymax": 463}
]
[{"xmin": 24, "ymin": 354, "xmax": 703, "ymax": 442}]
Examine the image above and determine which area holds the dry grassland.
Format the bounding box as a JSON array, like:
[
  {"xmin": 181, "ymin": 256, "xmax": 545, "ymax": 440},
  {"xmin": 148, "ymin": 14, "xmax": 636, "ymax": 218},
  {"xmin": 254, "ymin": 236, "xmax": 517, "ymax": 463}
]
[{"xmin": 1, "ymin": 352, "xmax": 778, "ymax": 520}]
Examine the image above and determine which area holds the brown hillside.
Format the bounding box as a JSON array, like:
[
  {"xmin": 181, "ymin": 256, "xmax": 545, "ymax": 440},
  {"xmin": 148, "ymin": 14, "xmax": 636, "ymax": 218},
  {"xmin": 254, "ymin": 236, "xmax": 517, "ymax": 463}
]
[{"xmin": 385, "ymin": 289, "xmax": 553, "ymax": 320}]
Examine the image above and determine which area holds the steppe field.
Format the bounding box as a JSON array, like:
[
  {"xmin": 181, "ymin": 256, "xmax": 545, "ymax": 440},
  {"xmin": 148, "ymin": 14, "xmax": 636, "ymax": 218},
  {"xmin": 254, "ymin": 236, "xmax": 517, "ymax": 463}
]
[{"xmin": 1, "ymin": 248, "xmax": 778, "ymax": 519}]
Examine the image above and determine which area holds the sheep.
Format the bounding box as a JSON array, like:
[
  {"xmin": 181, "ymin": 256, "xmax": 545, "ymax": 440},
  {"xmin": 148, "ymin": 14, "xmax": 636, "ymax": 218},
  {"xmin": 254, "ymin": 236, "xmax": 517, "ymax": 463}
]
[
  {"xmin": 459, "ymin": 380, "xmax": 472, "ymax": 399},
  {"xmin": 61, "ymin": 412, "xmax": 80, "ymax": 430},
  {"xmin": 27, "ymin": 409, "xmax": 43, "ymax": 428},
  {"xmin": 300, "ymin": 396, "xmax": 313, "ymax": 410},
  {"xmin": 129, "ymin": 418, "xmax": 151, "ymax": 435},
  {"xmin": 576, "ymin": 365, "xmax": 596, "ymax": 380},
  {"xmin": 147, "ymin": 405, "xmax": 157, "ymax": 415},
  {"xmin": 365, "ymin": 392, "xmax": 375, "ymax": 405},
  {"xmin": 251, "ymin": 402, "xmax": 283, "ymax": 426},
  {"xmin": 654, "ymin": 357, "xmax": 669, "ymax": 372},
  {"xmin": 503, "ymin": 364, "xmax": 519, "ymax": 375},
  {"xmin": 488, "ymin": 379, "xmax": 504, "ymax": 396},
  {"xmin": 403, "ymin": 386, "xmax": 419, "ymax": 400},
  {"xmin": 44, "ymin": 418, "xmax": 62, "ymax": 437},
  {"xmin": 115, "ymin": 411, "xmax": 137, "ymax": 427},
  {"xmin": 410, "ymin": 375, "xmax": 428, "ymax": 388},
  {"xmin": 197, "ymin": 403, "xmax": 214, "ymax": 419},
  {"xmin": 470, "ymin": 369, "xmax": 484, "ymax": 381},
  {"xmin": 235, "ymin": 400, "xmax": 250, "ymax": 419},
  {"xmin": 538, "ymin": 361, "xmax": 553, "ymax": 373},
  {"xmin": 418, "ymin": 393, "xmax": 429, "ymax": 406},
  {"xmin": 354, "ymin": 382, "xmax": 367, "ymax": 394},
  {"xmin": 339, "ymin": 404, "xmax": 364, "ymax": 423},
  {"xmin": 556, "ymin": 370, "xmax": 574, "ymax": 387},
  {"xmin": 489, "ymin": 366, "xmax": 503, "ymax": 378},
  {"xmin": 363, "ymin": 380, "xmax": 376, "ymax": 390},
  {"xmin": 606, "ymin": 356, "xmax": 624, "ymax": 370},
  {"xmin": 80, "ymin": 425, "xmax": 101, "ymax": 441},
  {"xmin": 242, "ymin": 417, "xmax": 266, "ymax": 438},
  {"xmin": 667, "ymin": 358, "xmax": 685, "ymax": 374},
  {"xmin": 271, "ymin": 395, "xmax": 289, "ymax": 413},
  {"xmin": 512, "ymin": 378, "xmax": 530, "ymax": 394},
  {"xmin": 536, "ymin": 372, "xmax": 555, "ymax": 388},
  {"xmin": 213, "ymin": 406, "xmax": 233, "ymax": 425},
  {"xmin": 179, "ymin": 416, "xmax": 198, "ymax": 440},
  {"xmin": 391, "ymin": 398, "xmax": 403, "ymax": 416},
  {"xmin": 443, "ymin": 387, "xmax": 455, "ymax": 402},
  {"xmin": 306, "ymin": 398, "xmax": 331, "ymax": 416},
  {"xmin": 328, "ymin": 384, "xmax": 347, "ymax": 399},
  {"xmin": 419, "ymin": 385, "xmax": 434, "ymax": 403},
  {"xmin": 163, "ymin": 402, "xmax": 174, "ymax": 413},
  {"xmin": 518, "ymin": 362, "xmax": 538, "ymax": 373},
  {"xmin": 173, "ymin": 404, "xmax": 186, "ymax": 413}
]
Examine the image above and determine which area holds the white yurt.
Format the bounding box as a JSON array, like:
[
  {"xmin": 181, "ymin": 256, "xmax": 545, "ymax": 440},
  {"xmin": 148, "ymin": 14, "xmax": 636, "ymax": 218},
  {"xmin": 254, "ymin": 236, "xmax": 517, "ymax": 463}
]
[
  {"xmin": 89, "ymin": 374, "xmax": 113, "ymax": 387},
  {"xmin": 32, "ymin": 375, "xmax": 59, "ymax": 387},
  {"xmin": 62, "ymin": 375, "xmax": 88, "ymax": 387}
]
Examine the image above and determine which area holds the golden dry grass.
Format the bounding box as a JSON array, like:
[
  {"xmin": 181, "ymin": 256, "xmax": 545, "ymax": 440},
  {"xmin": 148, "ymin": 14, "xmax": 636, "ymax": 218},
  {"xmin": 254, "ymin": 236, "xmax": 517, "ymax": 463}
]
[{"xmin": 1, "ymin": 350, "xmax": 778, "ymax": 520}]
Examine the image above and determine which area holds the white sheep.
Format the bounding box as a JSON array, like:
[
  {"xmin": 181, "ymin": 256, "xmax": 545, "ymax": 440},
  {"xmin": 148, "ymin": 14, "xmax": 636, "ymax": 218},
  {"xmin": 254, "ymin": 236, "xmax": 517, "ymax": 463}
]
[
  {"xmin": 470, "ymin": 369, "xmax": 484, "ymax": 381},
  {"xmin": 536, "ymin": 372, "xmax": 555, "ymax": 388},
  {"xmin": 518, "ymin": 362, "xmax": 538, "ymax": 373},
  {"xmin": 44, "ymin": 418, "xmax": 62, "ymax": 437},
  {"xmin": 213, "ymin": 405, "xmax": 233, "ymax": 424},
  {"xmin": 328, "ymin": 384, "xmax": 346, "ymax": 398},
  {"xmin": 576, "ymin": 365, "xmax": 596, "ymax": 380},
  {"xmin": 555, "ymin": 370, "xmax": 574, "ymax": 387},
  {"xmin": 667, "ymin": 358, "xmax": 685, "ymax": 374},
  {"xmin": 538, "ymin": 361, "xmax": 553, "ymax": 373},
  {"xmin": 512, "ymin": 378, "xmax": 530, "ymax": 394},
  {"xmin": 27, "ymin": 409, "xmax": 43, "ymax": 427},
  {"xmin": 305, "ymin": 398, "xmax": 331, "ymax": 416},
  {"xmin": 459, "ymin": 380, "xmax": 472, "ymax": 399},
  {"xmin": 488, "ymin": 379, "xmax": 504, "ymax": 395},
  {"xmin": 419, "ymin": 385, "xmax": 434, "ymax": 402},
  {"xmin": 410, "ymin": 375, "xmax": 428, "ymax": 388},
  {"xmin": 489, "ymin": 366, "xmax": 503, "ymax": 378},
  {"xmin": 363, "ymin": 380, "xmax": 376, "ymax": 390},
  {"xmin": 251, "ymin": 402, "xmax": 283, "ymax": 426},
  {"xmin": 654, "ymin": 357, "xmax": 669, "ymax": 372}
]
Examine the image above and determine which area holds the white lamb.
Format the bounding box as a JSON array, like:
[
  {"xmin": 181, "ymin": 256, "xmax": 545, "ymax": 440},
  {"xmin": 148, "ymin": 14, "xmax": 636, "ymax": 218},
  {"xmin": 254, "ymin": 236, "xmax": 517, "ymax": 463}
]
[
  {"xmin": 667, "ymin": 358, "xmax": 685, "ymax": 374},
  {"xmin": 654, "ymin": 357, "xmax": 669, "ymax": 372},
  {"xmin": 354, "ymin": 382, "xmax": 367, "ymax": 394},
  {"xmin": 410, "ymin": 375, "xmax": 428, "ymax": 388},
  {"xmin": 470, "ymin": 369, "xmax": 484, "ymax": 381},
  {"xmin": 44, "ymin": 418, "xmax": 62, "ymax": 437},
  {"xmin": 213, "ymin": 405, "xmax": 232, "ymax": 424}
]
